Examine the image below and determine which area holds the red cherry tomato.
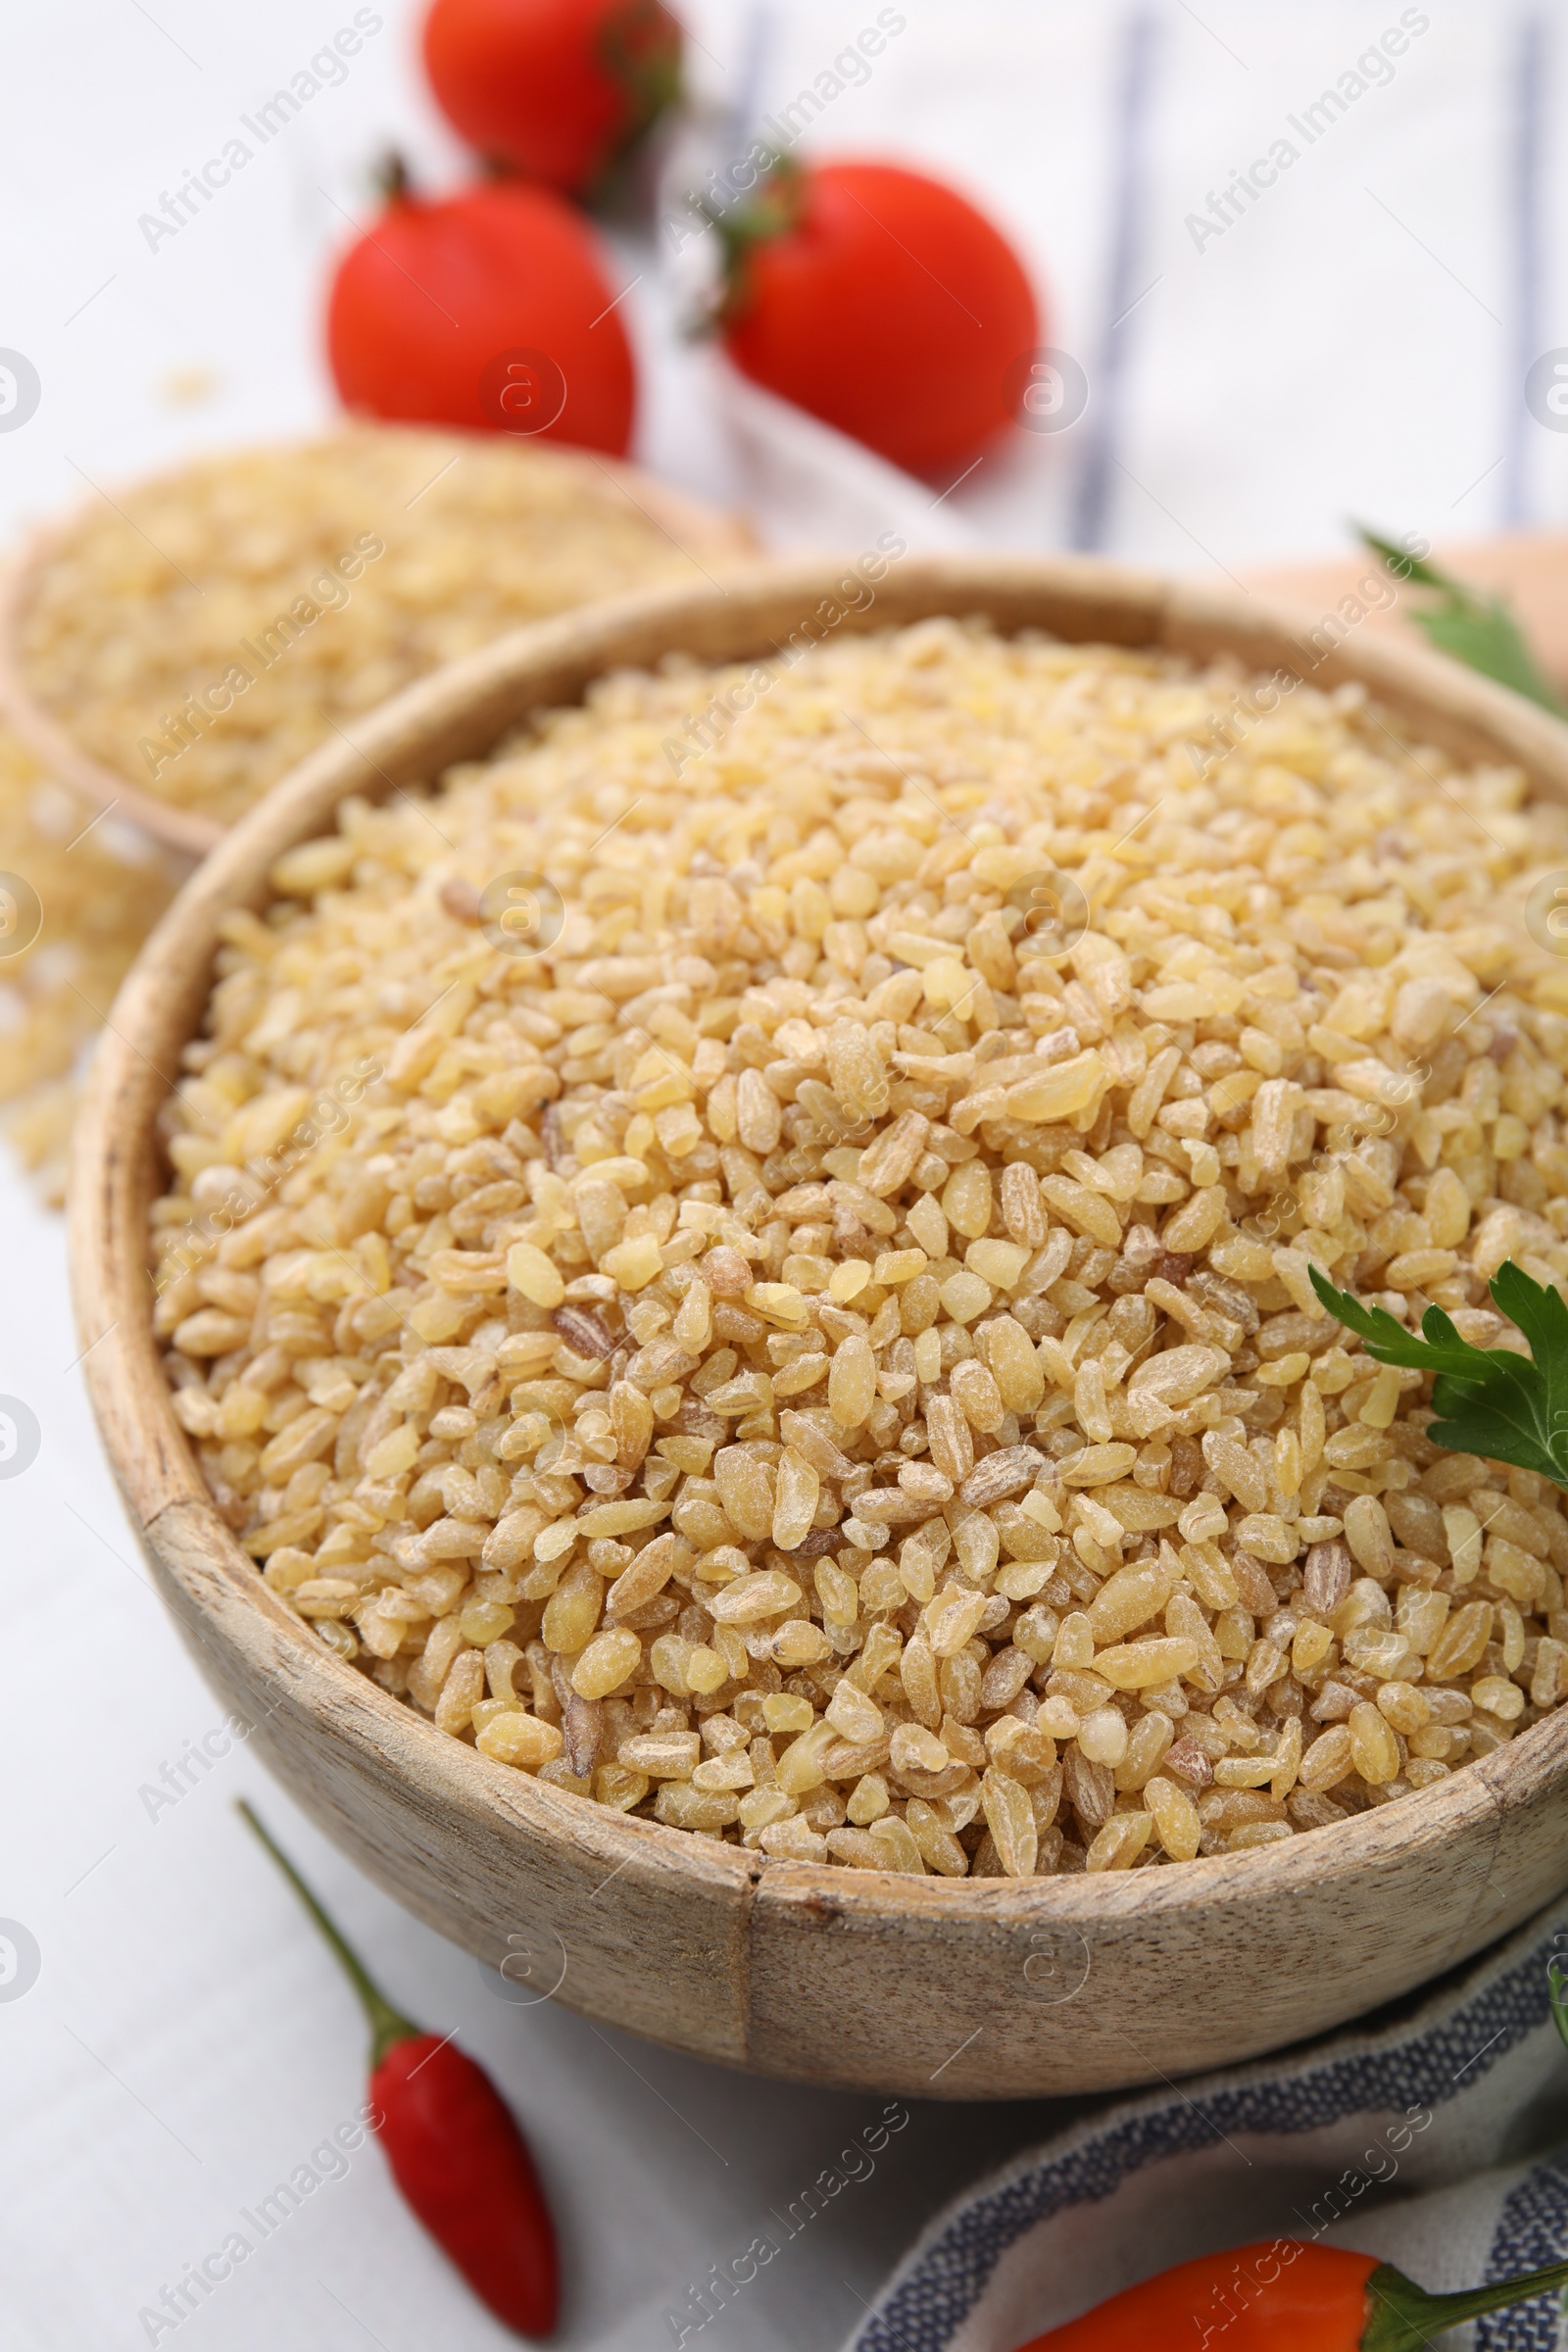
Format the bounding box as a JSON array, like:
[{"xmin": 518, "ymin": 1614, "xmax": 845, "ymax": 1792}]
[
  {"xmin": 423, "ymin": 0, "xmax": 682, "ymax": 198},
  {"xmin": 326, "ymin": 173, "xmax": 635, "ymax": 455},
  {"xmin": 720, "ymin": 159, "xmax": 1039, "ymax": 476}
]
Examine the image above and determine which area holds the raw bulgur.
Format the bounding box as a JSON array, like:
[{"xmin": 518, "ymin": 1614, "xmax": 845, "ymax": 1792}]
[
  {"xmin": 152, "ymin": 617, "xmax": 1568, "ymax": 1876},
  {"xmin": 0, "ymin": 731, "xmax": 180, "ymax": 1199},
  {"xmin": 1, "ymin": 426, "xmax": 743, "ymax": 1198},
  {"xmin": 17, "ymin": 427, "xmax": 747, "ymax": 827}
]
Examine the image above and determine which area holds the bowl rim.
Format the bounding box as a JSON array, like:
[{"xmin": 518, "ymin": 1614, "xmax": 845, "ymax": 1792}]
[
  {"xmin": 68, "ymin": 548, "xmax": 1568, "ymax": 1928},
  {"xmin": 0, "ymin": 421, "xmax": 753, "ymax": 860}
]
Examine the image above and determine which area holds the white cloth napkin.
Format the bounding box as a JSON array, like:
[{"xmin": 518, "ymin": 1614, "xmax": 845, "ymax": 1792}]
[
  {"xmin": 641, "ymin": 0, "xmax": 1568, "ymax": 566},
  {"xmin": 709, "ymin": 357, "xmax": 978, "ymax": 554}
]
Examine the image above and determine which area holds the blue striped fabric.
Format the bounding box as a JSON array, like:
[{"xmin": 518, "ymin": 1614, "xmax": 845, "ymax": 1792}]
[
  {"xmin": 1500, "ymin": 14, "xmax": 1548, "ymax": 529},
  {"xmin": 852, "ymin": 1916, "xmax": 1561, "ymax": 2352},
  {"xmin": 735, "ymin": 1, "xmax": 1568, "ymax": 567},
  {"xmin": 1068, "ymin": 11, "xmax": 1160, "ymax": 553},
  {"xmin": 1477, "ymin": 2160, "xmax": 1568, "ymax": 2352}
]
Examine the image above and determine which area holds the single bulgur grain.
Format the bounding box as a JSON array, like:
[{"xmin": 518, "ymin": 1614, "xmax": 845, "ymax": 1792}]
[{"xmin": 152, "ymin": 617, "xmax": 1568, "ymax": 1877}]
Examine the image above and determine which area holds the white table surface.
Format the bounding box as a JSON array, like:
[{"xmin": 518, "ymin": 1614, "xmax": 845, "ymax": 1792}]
[
  {"xmin": 0, "ymin": 1135, "xmax": 1083, "ymax": 2352},
  {"xmin": 6, "ymin": 4, "xmax": 1568, "ymax": 2347}
]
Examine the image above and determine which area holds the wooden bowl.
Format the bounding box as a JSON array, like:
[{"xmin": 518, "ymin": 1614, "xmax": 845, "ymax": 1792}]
[
  {"xmin": 0, "ymin": 433, "xmax": 753, "ymax": 861},
  {"xmin": 69, "ymin": 555, "xmax": 1568, "ymax": 2098}
]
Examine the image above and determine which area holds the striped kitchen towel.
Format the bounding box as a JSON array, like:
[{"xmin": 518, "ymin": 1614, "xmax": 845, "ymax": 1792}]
[
  {"xmin": 848, "ymin": 1894, "xmax": 1568, "ymax": 2352},
  {"xmin": 655, "ymin": 1, "xmax": 1568, "ymax": 571}
]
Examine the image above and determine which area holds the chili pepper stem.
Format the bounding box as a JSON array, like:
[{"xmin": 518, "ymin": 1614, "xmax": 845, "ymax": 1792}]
[
  {"xmin": 236, "ymin": 1800, "xmax": 420, "ymax": 2069},
  {"xmin": 1548, "ymin": 1957, "xmax": 1568, "ymax": 2053},
  {"xmin": 1362, "ymin": 2256, "xmax": 1568, "ymax": 2352}
]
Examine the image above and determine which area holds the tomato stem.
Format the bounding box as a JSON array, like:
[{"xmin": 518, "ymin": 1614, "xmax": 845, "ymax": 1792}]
[
  {"xmin": 590, "ymin": 0, "xmax": 683, "ymax": 205},
  {"xmin": 236, "ymin": 1800, "xmax": 420, "ymax": 2070},
  {"xmin": 697, "ymin": 152, "xmax": 803, "ymax": 328},
  {"xmin": 375, "ymin": 149, "xmax": 414, "ymax": 206},
  {"xmin": 1362, "ymin": 2256, "xmax": 1568, "ymax": 2351}
]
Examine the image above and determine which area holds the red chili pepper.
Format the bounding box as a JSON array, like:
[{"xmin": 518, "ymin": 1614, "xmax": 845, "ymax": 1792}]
[
  {"xmin": 1009, "ymin": 2237, "xmax": 1568, "ymax": 2352},
  {"xmin": 238, "ymin": 1801, "xmax": 559, "ymax": 2338}
]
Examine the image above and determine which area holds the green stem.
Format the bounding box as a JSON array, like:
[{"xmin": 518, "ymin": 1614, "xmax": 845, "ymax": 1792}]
[
  {"xmin": 697, "ymin": 153, "xmax": 805, "ymax": 328},
  {"xmin": 1362, "ymin": 2256, "xmax": 1568, "ymax": 2351},
  {"xmin": 236, "ymin": 1800, "xmax": 419, "ymax": 2070},
  {"xmin": 1549, "ymin": 1957, "xmax": 1568, "ymax": 2055},
  {"xmin": 375, "ymin": 149, "xmax": 413, "ymax": 206},
  {"xmin": 591, "ymin": 0, "xmax": 682, "ymax": 201}
]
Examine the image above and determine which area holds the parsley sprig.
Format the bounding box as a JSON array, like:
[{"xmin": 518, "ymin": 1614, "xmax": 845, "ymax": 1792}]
[
  {"xmin": 1358, "ymin": 525, "xmax": 1567, "ymax": 718},
  {"xmin": 1309, "ymin": 1260, "xmax": 1568, "ymax": 1491}
]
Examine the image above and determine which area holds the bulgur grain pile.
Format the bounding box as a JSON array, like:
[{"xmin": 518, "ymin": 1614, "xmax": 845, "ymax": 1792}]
[
  {"xmin": 0, "ymin": 729, "xmax": 180, "ymax": 1200},
  {"xmin": 17, "ymin": 427, "xmax": 745, "ymax": 827},
  {"xmin": 151, "ymin": 618, "xmax": 1568, "ymax": 1876}
]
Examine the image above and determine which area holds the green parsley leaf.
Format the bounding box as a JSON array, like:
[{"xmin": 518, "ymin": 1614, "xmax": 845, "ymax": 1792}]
[
  {"xmin": 1309, "ymin": 1258, "xmax": 1568, "ymax": 1490},
  {"xmin": 1357, "ymin": 524, "xmax": 1568, "ymax": 719},
  {"xmin": 1549, "ymin": 1956, "xmax": 1568, "ymax": 2057}
]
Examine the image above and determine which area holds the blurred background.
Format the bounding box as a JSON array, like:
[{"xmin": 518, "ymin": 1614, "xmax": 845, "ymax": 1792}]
[
  {"xmin": 5, "ymin": 4, "xmax": 1568, "ymax": 2348},
  {"xmin": 9, "ymin": 0, "xmax": 1568, "ymax": 564}
]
